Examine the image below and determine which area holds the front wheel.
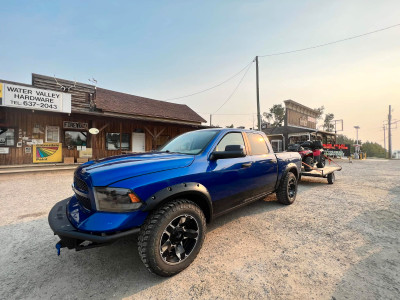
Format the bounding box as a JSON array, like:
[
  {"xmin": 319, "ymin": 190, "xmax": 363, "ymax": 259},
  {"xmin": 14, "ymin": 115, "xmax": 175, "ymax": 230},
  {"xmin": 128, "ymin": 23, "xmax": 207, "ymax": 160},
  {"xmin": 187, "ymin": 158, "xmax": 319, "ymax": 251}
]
[
  {"xmin": 276, "ymin": 172, "xmax": 298, "ymax": 205},
  {"xmin": 138, "ymin": 199, "xmax": 206, "ymax": 277}
]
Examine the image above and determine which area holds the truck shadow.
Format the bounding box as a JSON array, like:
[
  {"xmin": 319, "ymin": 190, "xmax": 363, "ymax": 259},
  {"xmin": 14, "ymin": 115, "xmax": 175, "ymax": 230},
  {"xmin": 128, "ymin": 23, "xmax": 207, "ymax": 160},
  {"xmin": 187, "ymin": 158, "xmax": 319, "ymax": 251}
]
[{"xmin": 0, "ymin": 197, "xmax": 287, "ymax": 299}]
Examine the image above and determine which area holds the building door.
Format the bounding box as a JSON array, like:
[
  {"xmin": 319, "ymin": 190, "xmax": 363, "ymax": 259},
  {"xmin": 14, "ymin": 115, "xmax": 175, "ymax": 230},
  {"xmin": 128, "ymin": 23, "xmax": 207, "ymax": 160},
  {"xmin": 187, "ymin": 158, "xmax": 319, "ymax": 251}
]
[{"xmin": 132, "ymin": 132, "xmax": 145, "ymax": 152}]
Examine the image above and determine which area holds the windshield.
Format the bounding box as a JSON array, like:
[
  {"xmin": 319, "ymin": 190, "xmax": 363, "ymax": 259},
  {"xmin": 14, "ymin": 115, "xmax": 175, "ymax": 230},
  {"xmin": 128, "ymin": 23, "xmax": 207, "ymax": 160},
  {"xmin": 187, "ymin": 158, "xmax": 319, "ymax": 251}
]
[{"xmin": 159, "ymin": 130, "xmax": 218, "ymax": 155}]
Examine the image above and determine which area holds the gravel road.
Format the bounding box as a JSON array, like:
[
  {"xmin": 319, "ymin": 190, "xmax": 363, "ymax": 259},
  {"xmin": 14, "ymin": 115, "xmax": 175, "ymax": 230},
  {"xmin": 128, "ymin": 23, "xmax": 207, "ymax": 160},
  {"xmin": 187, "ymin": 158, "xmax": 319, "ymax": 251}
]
[{"xmin": 0, "ymin": 159, "xmax": 399, "ymax": 300}]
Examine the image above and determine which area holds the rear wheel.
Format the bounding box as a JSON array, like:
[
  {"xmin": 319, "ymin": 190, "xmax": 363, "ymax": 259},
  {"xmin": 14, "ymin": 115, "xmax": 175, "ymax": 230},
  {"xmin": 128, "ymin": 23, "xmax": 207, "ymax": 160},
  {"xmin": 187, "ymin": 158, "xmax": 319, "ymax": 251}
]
[
  {"xmin": 327, "ymin": 172, "xmax": 335, "ymax": 184},
  {"xmin": 277, "ymin": 172, "xmax": 298, "ymax": 205},
  {"xmin": 304, "ymin": 156, "xmax": 313, "ymax": 171},
  {"xmin": 138, "ymin": 199, "xmax": 206, "ymax": 277}
]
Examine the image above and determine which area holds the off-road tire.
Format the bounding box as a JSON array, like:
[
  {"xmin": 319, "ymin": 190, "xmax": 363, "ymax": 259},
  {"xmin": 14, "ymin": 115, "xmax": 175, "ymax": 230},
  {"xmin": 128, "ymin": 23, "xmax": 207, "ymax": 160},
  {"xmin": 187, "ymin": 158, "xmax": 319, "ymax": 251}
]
[
  {"xmin": 327, "ymin": 172, "xmax": 335, "ymax": 184},
  {"xmin": 276, "ymin": 172, "xmax": 298, "ymax": 205},
  {"xmin": 317, "ymin": 156, "xmax": 326, "ymax": 168},
  {"xmin": 304, "ymin": 156, "xmax": 313, "ymax": 171},
  {"xmin": 138, "ymin": 199, "xmax": 206, "ymax": 277}
]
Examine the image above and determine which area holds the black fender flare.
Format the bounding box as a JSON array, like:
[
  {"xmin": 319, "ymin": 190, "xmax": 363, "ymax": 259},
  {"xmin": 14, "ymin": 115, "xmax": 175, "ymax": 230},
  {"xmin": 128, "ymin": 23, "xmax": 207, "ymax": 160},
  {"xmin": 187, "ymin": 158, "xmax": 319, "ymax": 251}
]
[
  {"xmin": 277, "ymin": 163, "xmax": 300, "ymax": 189},
  {"xmin": 143, "ymin": 182, "xmax": 213, "ymax": 222}
]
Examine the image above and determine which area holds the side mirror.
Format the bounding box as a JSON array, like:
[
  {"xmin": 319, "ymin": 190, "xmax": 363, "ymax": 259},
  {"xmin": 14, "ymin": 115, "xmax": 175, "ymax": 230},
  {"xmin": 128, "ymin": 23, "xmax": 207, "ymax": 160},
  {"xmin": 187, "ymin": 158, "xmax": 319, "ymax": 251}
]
[{"xmin": 210, "ymin": 150, "xmax": 245, "ymax": 160}]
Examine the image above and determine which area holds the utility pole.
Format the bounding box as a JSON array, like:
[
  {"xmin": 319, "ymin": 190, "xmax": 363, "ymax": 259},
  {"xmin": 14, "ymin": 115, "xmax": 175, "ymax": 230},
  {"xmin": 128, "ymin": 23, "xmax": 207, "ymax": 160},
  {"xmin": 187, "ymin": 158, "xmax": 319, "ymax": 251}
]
[
  {"xmin": 255, "ymin": 56, "xmax": 261, "ymax": 131},
  {"xmin": 388, "ymin": 105, "xmax": 392, "ymax": 159},
  {"xmin": 383, "ymin": 125, "xmax": 386, "ymax": 158},
  {"xmin": 354, "ymin": 125, "xmax": 360, "ymax": 159},
  {"xmin": 210, "ymin": 114, "xmax": 212, "ymax": 127}
]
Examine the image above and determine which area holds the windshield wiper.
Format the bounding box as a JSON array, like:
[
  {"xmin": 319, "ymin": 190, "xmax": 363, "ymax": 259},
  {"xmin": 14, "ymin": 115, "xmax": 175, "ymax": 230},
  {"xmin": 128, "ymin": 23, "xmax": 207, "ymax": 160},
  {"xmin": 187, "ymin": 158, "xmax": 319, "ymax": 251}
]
[{"xmin": 162, "ymin": 150, "xmax": 188, "ymax": 154}]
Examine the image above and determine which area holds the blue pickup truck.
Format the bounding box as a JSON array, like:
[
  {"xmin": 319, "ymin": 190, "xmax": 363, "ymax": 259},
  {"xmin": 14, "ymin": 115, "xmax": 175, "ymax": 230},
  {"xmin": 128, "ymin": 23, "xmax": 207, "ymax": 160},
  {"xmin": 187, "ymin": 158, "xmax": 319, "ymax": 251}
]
[{"xmin": 49, "ymin": 128, "xmax": 301, "ymax": 276}]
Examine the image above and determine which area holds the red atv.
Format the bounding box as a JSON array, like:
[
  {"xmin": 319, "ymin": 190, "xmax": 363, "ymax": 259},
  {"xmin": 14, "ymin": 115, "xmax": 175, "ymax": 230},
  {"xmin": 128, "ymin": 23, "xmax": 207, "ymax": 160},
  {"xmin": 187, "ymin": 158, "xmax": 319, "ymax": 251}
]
[{"xmin": 288, "ymin": 140, "xmax": 325, "ymax": 171}]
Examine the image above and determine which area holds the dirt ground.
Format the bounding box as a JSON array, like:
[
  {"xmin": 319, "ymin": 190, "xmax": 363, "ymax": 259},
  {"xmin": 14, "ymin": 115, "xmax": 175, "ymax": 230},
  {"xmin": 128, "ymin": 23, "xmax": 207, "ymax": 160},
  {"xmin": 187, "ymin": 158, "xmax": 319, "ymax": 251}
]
[{"xmin": 0, "ymin": 159, "xmax": 399, "ymax": 300}]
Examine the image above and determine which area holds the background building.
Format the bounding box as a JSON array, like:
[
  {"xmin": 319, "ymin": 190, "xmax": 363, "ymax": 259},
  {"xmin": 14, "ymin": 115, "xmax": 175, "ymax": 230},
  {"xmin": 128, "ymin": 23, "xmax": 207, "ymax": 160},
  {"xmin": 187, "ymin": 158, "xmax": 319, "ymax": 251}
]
[
  {"xmin": 263, "ymin": 99, "xmax": 336, "ymax": 151},
  {"xmin": 0, "ymin": 74, "xmax": 205, "ymax": 165}
]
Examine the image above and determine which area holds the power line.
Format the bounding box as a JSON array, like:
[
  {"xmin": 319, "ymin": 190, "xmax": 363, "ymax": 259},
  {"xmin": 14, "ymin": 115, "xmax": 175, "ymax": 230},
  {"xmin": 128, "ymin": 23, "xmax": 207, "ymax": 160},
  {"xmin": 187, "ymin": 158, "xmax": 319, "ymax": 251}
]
[
  {"xmin": 259, "ymin": 23, "xmax": 400, "ymax": 57},
  {"xmin": 199, "ymin": 112, "xmax": 256, "ymax": 115},
  {"xmin": 165, "ymin": 60, "xmax": 254, "ymax": 101},
  {"xmin": 164, "ymin": 22, "xmax": 400, "ymax": 112},
  {"xmin": 213, "ymin": 61, "xmax": 254, "ymax": 114}
]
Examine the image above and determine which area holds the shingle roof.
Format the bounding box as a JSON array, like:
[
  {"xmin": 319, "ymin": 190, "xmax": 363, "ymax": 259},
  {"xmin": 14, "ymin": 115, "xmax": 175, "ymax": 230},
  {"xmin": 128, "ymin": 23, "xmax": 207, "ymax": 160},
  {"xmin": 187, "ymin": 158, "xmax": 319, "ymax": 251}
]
[{"xmin": 95, "ymin": 88, "xmax": 206, "ymax": 124}]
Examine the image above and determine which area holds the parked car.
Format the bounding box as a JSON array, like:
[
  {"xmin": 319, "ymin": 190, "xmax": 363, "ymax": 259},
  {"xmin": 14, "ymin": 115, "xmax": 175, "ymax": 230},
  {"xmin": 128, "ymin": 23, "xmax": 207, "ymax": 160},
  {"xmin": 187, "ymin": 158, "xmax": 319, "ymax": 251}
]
[
  {"xmin": 48, "ymin": 128, "xmax": 301, "ymax": 276},
  {"xmin": 288, "ymin": 140, "xmax": 325, "ymax": 171}
]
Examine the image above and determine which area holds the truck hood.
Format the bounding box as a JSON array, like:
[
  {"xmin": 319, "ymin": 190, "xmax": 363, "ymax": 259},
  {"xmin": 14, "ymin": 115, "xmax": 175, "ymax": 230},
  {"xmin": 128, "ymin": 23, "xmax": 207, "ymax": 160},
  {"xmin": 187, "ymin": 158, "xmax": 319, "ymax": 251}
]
[{"xmin": 77, "ymin": 152, "xmax": 195, "ymax": 186}]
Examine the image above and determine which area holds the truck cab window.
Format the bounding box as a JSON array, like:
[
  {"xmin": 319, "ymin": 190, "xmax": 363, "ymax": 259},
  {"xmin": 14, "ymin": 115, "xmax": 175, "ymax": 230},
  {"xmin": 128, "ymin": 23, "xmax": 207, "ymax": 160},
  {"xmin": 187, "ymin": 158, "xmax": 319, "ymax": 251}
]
[
  {"xmin": 248, "ymin": 133, "xmax": 269, "ymax": 155},
  {"xmin": 216, "ymin": 132, "xmax": 245, "ymax": 152}
]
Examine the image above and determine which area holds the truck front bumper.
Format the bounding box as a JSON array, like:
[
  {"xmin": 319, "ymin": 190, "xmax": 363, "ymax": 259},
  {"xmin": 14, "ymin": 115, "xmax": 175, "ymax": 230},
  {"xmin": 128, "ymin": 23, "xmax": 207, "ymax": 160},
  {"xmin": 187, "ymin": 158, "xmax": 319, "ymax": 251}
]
[{"xmin": 48, "ymin": 198, "xmax": 140, "ymax": 249}]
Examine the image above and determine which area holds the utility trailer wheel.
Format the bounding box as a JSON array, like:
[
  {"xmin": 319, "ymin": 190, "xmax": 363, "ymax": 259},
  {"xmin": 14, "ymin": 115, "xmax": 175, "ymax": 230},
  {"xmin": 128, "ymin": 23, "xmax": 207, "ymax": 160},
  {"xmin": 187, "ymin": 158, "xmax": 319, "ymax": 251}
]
[
  {"xmin": 138, "ymin": 199, "xmax": 206, "ymax": 277},
  {"xmin": 327, "ymin": 172, "xmax": 335, "ymax": 184}
]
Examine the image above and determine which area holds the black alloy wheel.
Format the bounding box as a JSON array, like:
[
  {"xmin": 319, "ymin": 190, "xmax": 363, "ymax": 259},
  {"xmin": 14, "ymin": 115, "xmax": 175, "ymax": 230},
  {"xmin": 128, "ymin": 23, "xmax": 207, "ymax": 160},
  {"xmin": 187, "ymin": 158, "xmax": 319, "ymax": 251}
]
[
  {"xmin": 287, "ymin": 176, "xmax": 297, "ymax": 200},
  {"xmin": 159, "ymin": 214, "xmax": 199, "ymax": 264},
  {"xmin": 277, "ymin": 172, "xmax": 298, "ymax": 205},
  {"xmin": 138, "ymin": 199, "xmax": 206, "ymax": 276}
]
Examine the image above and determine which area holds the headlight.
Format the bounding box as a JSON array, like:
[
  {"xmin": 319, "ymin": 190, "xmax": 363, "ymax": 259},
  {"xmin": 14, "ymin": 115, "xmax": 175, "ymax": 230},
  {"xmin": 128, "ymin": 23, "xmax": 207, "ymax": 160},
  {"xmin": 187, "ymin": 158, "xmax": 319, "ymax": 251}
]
[{"xmin": 94, "ymin": 187, "xmax": 142, "ymax": 212}]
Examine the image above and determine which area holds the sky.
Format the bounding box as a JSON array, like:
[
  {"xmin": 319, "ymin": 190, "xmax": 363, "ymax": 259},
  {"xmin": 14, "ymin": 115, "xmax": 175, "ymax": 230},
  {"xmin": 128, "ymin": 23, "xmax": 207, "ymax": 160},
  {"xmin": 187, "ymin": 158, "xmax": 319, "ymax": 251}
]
[{"xmin": 1, "ymin": 0, "xmax": 400, "ymax": 149}]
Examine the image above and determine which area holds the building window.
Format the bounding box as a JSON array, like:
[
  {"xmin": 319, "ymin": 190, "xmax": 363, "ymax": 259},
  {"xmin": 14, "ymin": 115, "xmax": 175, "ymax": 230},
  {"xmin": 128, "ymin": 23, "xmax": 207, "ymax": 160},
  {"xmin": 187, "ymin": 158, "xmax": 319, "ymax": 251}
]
[
  {"xmin": 106, "ymin": 133, "xmax": 130, "ymax": 150},
  {"xmin": 46, "ymin": 126, "xmax": 60, "ymax": 143},
  {"xmin": 32, "ymin": 124, "xmax": 45, "ymax": 140},
  {"xmin": 65, "ymin": 131, "xmax": 87, "ymax": 147},
  {"xmin": 0, "ymin": 128, "xmax": 16, "ymax": 146}
]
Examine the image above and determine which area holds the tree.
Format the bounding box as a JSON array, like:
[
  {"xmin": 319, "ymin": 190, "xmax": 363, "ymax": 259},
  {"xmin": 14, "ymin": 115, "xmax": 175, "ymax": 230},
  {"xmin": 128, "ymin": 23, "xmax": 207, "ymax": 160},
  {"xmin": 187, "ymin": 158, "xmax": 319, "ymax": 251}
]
[
  {"xmin": 336, "ymin": 134, "xmax": 356, "ymax": 154},
  {"xmin": 314, "ymin": 106, "xmax": 324, "ymax": 120},
  {"xmin": 263, "ymin": 104, "xmax": 285, "ymax": 128},
  {"xmin": 361, "ymin": 141, "xmax": 387, "ymax": 158},
  {"xmin": 323, "ymin": 113, "xmax": 335, "ymax": 132}
]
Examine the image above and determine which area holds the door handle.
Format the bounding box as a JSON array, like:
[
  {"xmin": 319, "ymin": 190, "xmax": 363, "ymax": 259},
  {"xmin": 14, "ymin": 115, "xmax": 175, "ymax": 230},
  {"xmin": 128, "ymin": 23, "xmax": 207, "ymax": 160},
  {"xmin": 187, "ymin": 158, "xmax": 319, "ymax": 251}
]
[{"xmin": 242, "ymin": 162, "xmax": 252, "ymax": 168}]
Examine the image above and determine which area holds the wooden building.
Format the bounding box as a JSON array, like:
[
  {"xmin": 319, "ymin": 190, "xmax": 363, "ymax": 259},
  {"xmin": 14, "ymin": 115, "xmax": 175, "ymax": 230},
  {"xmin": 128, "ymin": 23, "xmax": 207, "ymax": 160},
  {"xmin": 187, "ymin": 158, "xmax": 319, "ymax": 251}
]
[
  {"xmin": 0, "ymin": 74, "xmax": 205, "ymax": 165},
  {"xmin": 263, "ymin": 99, "xmax": 336, "ymax": 150}
]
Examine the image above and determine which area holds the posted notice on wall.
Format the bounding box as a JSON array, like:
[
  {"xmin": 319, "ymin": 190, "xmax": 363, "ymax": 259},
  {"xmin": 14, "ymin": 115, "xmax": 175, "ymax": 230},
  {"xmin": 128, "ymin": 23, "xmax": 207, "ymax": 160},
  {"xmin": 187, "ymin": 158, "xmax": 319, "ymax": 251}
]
[
  {"xmin": 0, "ymin": 83, "xmax": 71, "ymax": 113},
  {"xmin": 33, "ymin": 143, "xmax": 63, "ymax": 163}
]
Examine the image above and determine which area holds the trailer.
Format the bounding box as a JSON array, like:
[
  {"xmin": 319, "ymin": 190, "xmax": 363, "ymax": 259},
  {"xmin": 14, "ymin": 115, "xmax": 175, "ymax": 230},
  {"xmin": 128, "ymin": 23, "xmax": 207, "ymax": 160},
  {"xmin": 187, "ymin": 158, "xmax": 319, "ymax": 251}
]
[{"xmin": 300, "ymin": 156, "xmax": 342, "ymax": 184}]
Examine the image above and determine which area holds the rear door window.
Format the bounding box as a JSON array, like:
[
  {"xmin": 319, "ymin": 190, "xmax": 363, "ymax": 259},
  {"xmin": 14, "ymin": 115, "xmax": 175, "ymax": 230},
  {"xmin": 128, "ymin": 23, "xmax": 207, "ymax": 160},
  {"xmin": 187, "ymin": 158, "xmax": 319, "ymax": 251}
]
[{"xmin": 248, "ymin": 133, "xmax": 269, "ymax": 155}]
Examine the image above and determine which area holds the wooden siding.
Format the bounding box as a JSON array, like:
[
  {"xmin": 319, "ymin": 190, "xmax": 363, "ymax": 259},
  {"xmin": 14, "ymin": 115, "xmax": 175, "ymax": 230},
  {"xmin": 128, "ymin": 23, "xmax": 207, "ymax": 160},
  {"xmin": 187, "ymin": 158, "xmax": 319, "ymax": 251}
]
[
  {"xmin": 32, "ymin": 73, "xmax": 95, "ymax": 112},
  {"xmin": 0, "ymin": 107, "xmax": 197, "ymax": 165},
  {"xmin": 286, "ymin": 109, "xmax": 316, "ymax": 129}
]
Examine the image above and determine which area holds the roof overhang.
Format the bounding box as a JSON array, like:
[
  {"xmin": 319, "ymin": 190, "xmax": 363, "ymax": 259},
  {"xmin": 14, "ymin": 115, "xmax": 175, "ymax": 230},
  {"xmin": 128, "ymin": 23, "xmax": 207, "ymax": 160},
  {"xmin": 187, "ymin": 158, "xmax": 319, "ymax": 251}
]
[{"xmin": 71, "ymin": 109, "xmax": 203, "ymax": 127}]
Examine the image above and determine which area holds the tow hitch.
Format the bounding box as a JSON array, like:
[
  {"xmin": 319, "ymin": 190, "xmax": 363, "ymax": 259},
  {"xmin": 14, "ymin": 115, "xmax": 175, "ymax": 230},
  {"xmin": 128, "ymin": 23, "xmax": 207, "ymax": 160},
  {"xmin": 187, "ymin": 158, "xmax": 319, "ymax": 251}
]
[
  {"xmin": 56, "ymin": 242, "xmax": 62, "ymax": 256},
  {"xmin": 54, "ymin": 238, "xmax": 110, "ymax": 256}
]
